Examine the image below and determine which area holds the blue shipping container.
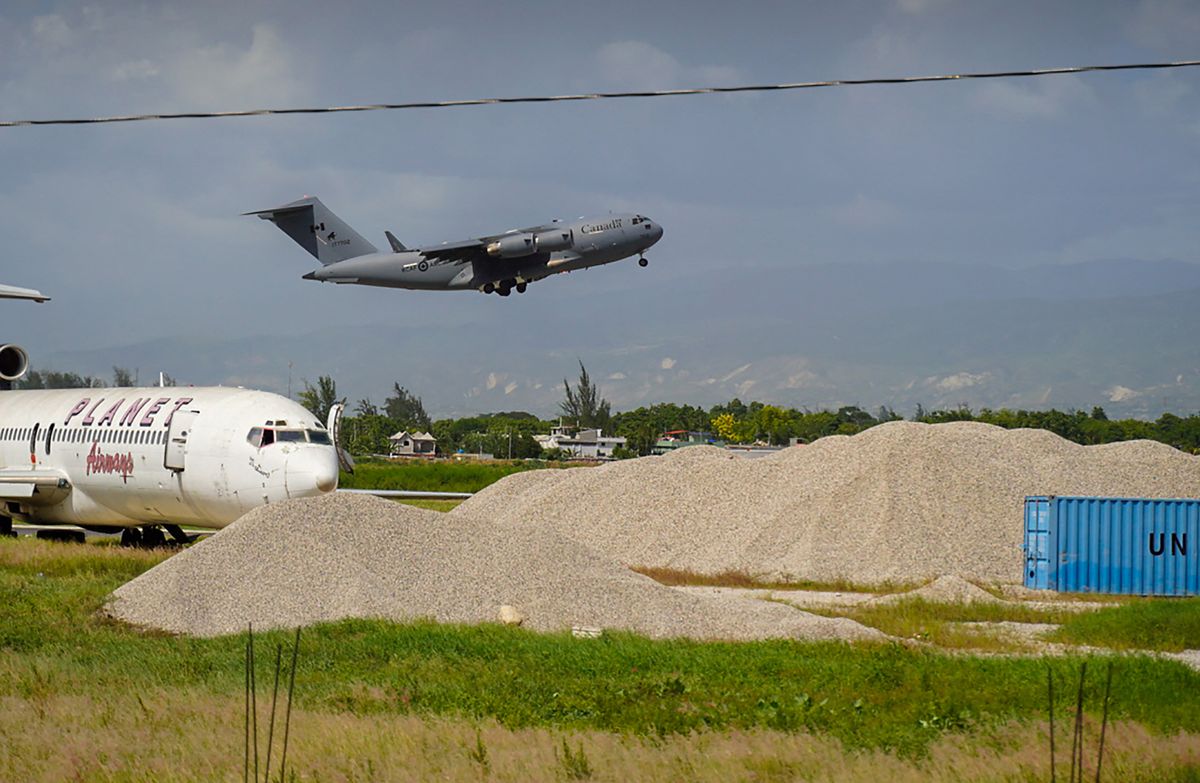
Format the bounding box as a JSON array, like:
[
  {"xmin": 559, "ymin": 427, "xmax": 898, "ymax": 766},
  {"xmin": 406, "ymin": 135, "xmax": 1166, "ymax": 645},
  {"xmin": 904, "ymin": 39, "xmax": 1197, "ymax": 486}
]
[{"xmin": 1024, "ymin": 496, "xmax": 1199, "ymax": 596}]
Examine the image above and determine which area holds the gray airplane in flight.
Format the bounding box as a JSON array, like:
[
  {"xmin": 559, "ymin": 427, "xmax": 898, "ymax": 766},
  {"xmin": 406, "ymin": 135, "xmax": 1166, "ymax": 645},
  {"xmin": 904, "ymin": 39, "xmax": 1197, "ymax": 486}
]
[{"xmin": 248, "ymin": 196, "xmax": 662, "ymax": 296}]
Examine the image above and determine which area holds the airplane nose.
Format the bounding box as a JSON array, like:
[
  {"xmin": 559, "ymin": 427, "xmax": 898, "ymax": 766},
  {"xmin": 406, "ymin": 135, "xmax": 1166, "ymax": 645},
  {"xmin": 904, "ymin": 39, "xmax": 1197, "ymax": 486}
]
[
  {"xmin": 648, "ymin": 221, "xmax": 663, "ymax": 246},
  {"xmin": 285, "ymin": 449, "xmax": 339, "ymax": 497},
  {"xmin": 315, "ymin": 462, "xmax": 338, "ymax": 492}
]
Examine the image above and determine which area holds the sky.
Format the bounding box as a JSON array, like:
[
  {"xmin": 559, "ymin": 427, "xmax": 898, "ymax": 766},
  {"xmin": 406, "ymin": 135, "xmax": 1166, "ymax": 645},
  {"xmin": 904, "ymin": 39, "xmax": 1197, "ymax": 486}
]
[{"xmin": 1, "ymin": 1, "xmax": 1198, "ymax": 414}]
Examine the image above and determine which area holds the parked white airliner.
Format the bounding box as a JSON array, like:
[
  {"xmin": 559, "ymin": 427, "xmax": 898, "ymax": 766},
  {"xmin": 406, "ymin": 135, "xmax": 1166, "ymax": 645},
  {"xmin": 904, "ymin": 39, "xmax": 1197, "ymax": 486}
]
[{"xmin": 0, "ymin": 325, "xmax": 343, "ymax": 545}]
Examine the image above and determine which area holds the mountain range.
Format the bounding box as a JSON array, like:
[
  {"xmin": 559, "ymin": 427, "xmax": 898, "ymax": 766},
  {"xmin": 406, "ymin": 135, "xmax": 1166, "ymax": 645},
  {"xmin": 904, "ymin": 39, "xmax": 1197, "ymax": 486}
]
[{"xmin": 31, "ymin": 259, "xmax": 1200, "ymax": 419}]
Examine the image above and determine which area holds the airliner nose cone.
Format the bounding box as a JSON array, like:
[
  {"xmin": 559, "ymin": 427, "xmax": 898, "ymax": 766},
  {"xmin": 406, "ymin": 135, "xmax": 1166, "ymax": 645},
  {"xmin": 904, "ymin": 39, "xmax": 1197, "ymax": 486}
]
[
  {"xmin": 315, "ymin": 463, "xmax": 337, "ymax": 492},
  {"xmin": 286, "ymin": 450, "xmax": 339, "ymax": 497}
]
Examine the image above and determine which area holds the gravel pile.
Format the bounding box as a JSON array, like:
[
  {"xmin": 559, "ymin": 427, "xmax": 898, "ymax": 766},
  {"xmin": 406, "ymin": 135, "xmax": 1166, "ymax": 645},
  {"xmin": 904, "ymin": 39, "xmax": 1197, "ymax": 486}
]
[
  {"xmin": 869, "ymin": 575, "xmax": 1006, "ymax": 606},
  {"xmin": 454, "ymin": 421, "xmax": 1200, "ymax": 584},
  {"xmin": 106, "ymin": 493, "xmax": 884, "ymax": 641}
]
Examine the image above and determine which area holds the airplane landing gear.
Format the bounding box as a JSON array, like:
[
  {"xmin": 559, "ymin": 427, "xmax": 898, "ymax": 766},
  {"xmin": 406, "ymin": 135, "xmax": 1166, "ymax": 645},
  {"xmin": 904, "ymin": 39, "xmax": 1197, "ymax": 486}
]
[
  {"xmin": 142, "ymin": 527, "xmax": 167, "ymax": 548},
  {"xmin": 120, "ymin": 525, "xmax": 177, "ymax": 548},
  {"xmin": 163, "ymin": 524, "xmax": 198, "ymax": 545},
  {"xmin": 485, "ymin": 279, "xmax": 524, "ymax": 296},
  {"xmin": 638, "ymin": 256, "xmax": 649, "ymax": 267},
  {"xmin": 0, "ymin": 515, "xmax": 12, "ymax": 538}
]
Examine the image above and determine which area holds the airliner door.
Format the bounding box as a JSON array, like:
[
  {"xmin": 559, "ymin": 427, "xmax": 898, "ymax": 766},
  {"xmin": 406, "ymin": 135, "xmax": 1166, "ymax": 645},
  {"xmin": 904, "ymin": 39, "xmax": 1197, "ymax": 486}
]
[
  {"xmin": 326, "ymin": 402, "xmax": 355, "ymax": 474},
  {"xmin": 164, "ymin": 409, "xmax": 199, "ymax": 472}
]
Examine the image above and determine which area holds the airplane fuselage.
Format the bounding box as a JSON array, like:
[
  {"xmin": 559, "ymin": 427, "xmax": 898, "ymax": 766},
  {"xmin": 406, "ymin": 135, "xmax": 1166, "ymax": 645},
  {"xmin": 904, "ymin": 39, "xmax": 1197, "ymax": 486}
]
[
  {"xmin": 0, "ymin": 387, "xmax": 338, "ymax": 530},
  {"xmin": 303, "ymin": 212, "xmax": 663, "ymax": 292}
]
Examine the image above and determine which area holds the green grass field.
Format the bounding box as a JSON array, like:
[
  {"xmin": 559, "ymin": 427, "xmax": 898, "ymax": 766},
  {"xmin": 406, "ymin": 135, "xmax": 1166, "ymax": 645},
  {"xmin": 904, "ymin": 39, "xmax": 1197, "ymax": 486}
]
[
  {"xmin": 397, "ymin": 498, "xmax": 464, "ymax": 512},
  {"xmin": 338, "ymin": 458, "xmax": 587, "ymax": 494},
  {"xmin": 1052, "ymin": 597, "xmax": 1200, "ymax": 652},
  {"xmin": 3, "ymin": 538, "xmax": 1200, "ymax": 781}
]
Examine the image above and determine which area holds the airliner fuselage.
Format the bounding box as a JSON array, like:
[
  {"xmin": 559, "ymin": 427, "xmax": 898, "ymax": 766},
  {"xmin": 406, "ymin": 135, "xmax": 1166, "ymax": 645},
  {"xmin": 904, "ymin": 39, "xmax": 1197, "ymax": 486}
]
[{"xmin": 0, "ymin": 386, "xmax": 338, "ymax": 533}]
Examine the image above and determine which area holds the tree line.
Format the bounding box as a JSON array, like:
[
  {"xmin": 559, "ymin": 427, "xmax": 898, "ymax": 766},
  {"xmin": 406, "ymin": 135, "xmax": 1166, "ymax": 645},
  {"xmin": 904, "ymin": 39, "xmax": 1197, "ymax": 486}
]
[
  {"xmin": 16, "ymin": 363, "xmax": 1200, "ymax": 455},
  {"xmin": 320, "ymin": 364, "xmax": 1200, "ymax": 457},
  {"xmin": 16, "ymin": 366, "xmax": 175, "ymax": 389}
]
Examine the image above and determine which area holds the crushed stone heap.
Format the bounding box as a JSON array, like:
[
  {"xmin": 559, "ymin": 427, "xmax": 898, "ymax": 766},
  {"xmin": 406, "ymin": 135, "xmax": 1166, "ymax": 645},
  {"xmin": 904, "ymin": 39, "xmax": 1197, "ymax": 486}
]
[
  {"xmin": 107, "ymin": 493, "xmax": 883, "ymax": 642},
  {"xmin": 454, "ymin": 421, "xmax": 1200, "ymax": 584}
]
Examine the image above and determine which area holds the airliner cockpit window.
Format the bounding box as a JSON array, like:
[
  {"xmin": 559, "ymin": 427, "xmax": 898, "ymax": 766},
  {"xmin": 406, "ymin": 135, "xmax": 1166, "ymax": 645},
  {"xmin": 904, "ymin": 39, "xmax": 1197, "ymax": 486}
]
[
  {"xmin": 276, "ymin": 429, "xmax": 305, "ymax": 443},
  {"xmin": 307, "ymin": 430, "xmax": 332, "ymax": 445},
  {"xmin": 247, "ymin": 427, "xmax": 263, "ymax": 447}
]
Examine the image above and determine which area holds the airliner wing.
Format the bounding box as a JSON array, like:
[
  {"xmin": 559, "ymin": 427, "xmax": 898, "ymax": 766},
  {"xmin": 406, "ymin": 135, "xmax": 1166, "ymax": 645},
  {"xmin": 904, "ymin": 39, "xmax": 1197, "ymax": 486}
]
[
  {"xmin": 417, "ymin": 239, "xmax": 486, "ymax": 264},
  {"xmin": 0, "ymin": 284, "xmax": 49, "ymax": 303},
  {"xmin": 0, "ymin": 469, "xmax": 71, "ymax": 500}
]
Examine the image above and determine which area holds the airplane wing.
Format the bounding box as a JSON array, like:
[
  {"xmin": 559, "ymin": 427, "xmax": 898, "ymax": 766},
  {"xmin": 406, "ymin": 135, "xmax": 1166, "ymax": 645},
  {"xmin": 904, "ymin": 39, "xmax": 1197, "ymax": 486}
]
[
  {"xmin": 416, "ymin": 238, "xmax": 487, "ymax": 264},
  {"xmin": 416, "ymin": 226, "xmax": 556, "ymax": 264},
  {"xmin": 0, "ymin": 284, "xmax": 49, "ymax": 303},
  {"xmin": 0, "ymin": 469, "xmax": 71, "ymax": 501}
]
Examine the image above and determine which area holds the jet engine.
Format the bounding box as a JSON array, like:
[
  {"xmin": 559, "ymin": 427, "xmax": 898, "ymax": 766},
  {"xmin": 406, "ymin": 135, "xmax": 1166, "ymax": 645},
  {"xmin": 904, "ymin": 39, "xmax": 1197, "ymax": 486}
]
[
  {"xmin": 486, "ymin": 233, "xmax": 536, "ymax": 258},
  {"xmin": 0, "ymin": 343, "xmax": 29, "ymax": 389},
  {"xmin": 486, "ymin": 230, "xmax": 574, "ymax": 259},
  {"xmin": 533, "ymin": 230, "xmax": 573, "ymax": 253}
]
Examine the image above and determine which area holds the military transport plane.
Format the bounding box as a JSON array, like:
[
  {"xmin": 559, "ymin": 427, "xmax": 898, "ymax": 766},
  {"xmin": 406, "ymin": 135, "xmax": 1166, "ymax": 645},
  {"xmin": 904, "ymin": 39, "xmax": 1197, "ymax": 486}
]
[
  {"xmin": 0, "ymin": 289, "xmax": 345, "ymax": 545},
  {"xmin": 248, "ymin": 196, "xmax": 663, "ymax": 296}
]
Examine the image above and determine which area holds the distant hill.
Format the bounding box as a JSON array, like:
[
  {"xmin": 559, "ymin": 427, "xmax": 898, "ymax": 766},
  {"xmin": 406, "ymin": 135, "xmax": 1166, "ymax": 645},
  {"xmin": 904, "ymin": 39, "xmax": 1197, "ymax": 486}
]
[{"xmin": 31, "ymin": 259, "xmax": 1200, "ymax": 418}]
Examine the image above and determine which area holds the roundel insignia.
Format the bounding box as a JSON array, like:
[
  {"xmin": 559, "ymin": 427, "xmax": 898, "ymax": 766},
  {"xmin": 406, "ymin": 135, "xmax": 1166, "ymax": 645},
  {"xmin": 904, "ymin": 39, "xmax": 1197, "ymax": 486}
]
[{"xmin": 417, "ymin": 260, "xmax": 429, "ymax": 272}]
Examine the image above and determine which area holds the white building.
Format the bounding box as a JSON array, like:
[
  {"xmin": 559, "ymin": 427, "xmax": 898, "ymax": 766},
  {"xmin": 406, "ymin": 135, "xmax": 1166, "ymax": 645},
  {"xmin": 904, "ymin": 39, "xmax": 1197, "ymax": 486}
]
[
  {"xmin": 535, "ymin": 425, "xmax": 626, "ymax": 459},
  {"xmin": 389, "ymin": 430, "xmax": 437, "ymax": 457}
]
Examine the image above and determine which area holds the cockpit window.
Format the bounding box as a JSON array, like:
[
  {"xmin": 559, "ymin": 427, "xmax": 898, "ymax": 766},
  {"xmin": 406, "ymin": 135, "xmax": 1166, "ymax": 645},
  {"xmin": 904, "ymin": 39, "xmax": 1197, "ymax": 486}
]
[{"xmin": 250, "ymin": 427, "xmax": 322, "ymax": 446}]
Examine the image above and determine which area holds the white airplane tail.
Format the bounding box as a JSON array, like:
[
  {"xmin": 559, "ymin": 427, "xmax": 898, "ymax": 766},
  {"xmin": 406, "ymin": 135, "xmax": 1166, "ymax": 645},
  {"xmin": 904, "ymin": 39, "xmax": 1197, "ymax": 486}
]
[{"xmin": 245, "ymin": 196, "xmax": 378, "ymax": 265}]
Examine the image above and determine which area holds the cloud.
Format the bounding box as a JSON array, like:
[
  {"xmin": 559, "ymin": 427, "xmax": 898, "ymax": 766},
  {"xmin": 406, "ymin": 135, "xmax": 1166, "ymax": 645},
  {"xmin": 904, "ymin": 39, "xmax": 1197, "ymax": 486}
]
[
  {"xmin": 1052, "ymin": 203, "xmax": 1200, "ymax": 265},
  {"xmin": 1129, "ymin": 0, "xmax": 1200, "ymax": 52},
  {"xmin": 595, "ymin": 40, "xmax": 744, "ymax": 90},
  {"xmin": 972, "ymin": 77, "xmax": 1094, "ymax": 119},
  {"xmin": 607, "ymin": 372, "xmax": 626, "ymax": 380},
  {"xmin": 31, "ymin": 14, "xmax": 73, "ymax": 48},
  {"xmin": 1133, "ymin": 74, "xmax": 1193, "ymax": 116},
  {"xmin": 929, "ymin": 372, "xmax": 990, "ymax": 391},
  {"xmin": 660, "ymin": 357, "xmax": 676, "ymax": 370},
  {"xmin": 1107, "ymin": 385, "xmax": 1140, "ymax": 402},
  {"xmin": 895, "ymin": 0, "xmax": 954, "ymax": 14},
  {"xmin": 504, "ymin": 381, "xmax": 518, "ymax": 395},
  {"xmin": 720, "ymin": 363, "xmax": 752, "ymax": 383},
  {"xmin": 166, "ymin": 24, "xmax": 305, "ymax": 109},
  {"xmin": 111, "ymin": 59, "xmax": 159, "ymax": 82}
]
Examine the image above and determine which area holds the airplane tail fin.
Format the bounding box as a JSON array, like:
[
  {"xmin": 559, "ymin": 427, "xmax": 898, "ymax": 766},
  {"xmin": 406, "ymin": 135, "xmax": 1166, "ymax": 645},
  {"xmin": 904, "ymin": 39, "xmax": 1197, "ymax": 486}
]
[
  {"xmin": 384, "ymin": 230, "xmax": 407, "ymax": 252},
  {"xmin": 245, "ymin": 196, "xmax": 378, "ymax": 265}
]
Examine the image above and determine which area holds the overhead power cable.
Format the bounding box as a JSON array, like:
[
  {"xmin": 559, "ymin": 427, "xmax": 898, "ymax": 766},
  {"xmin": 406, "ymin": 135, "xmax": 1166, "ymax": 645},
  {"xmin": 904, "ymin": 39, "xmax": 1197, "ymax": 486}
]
[{"xmin": 2, "ymin": 59, "xmax": 1198, "ymax": 129}]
